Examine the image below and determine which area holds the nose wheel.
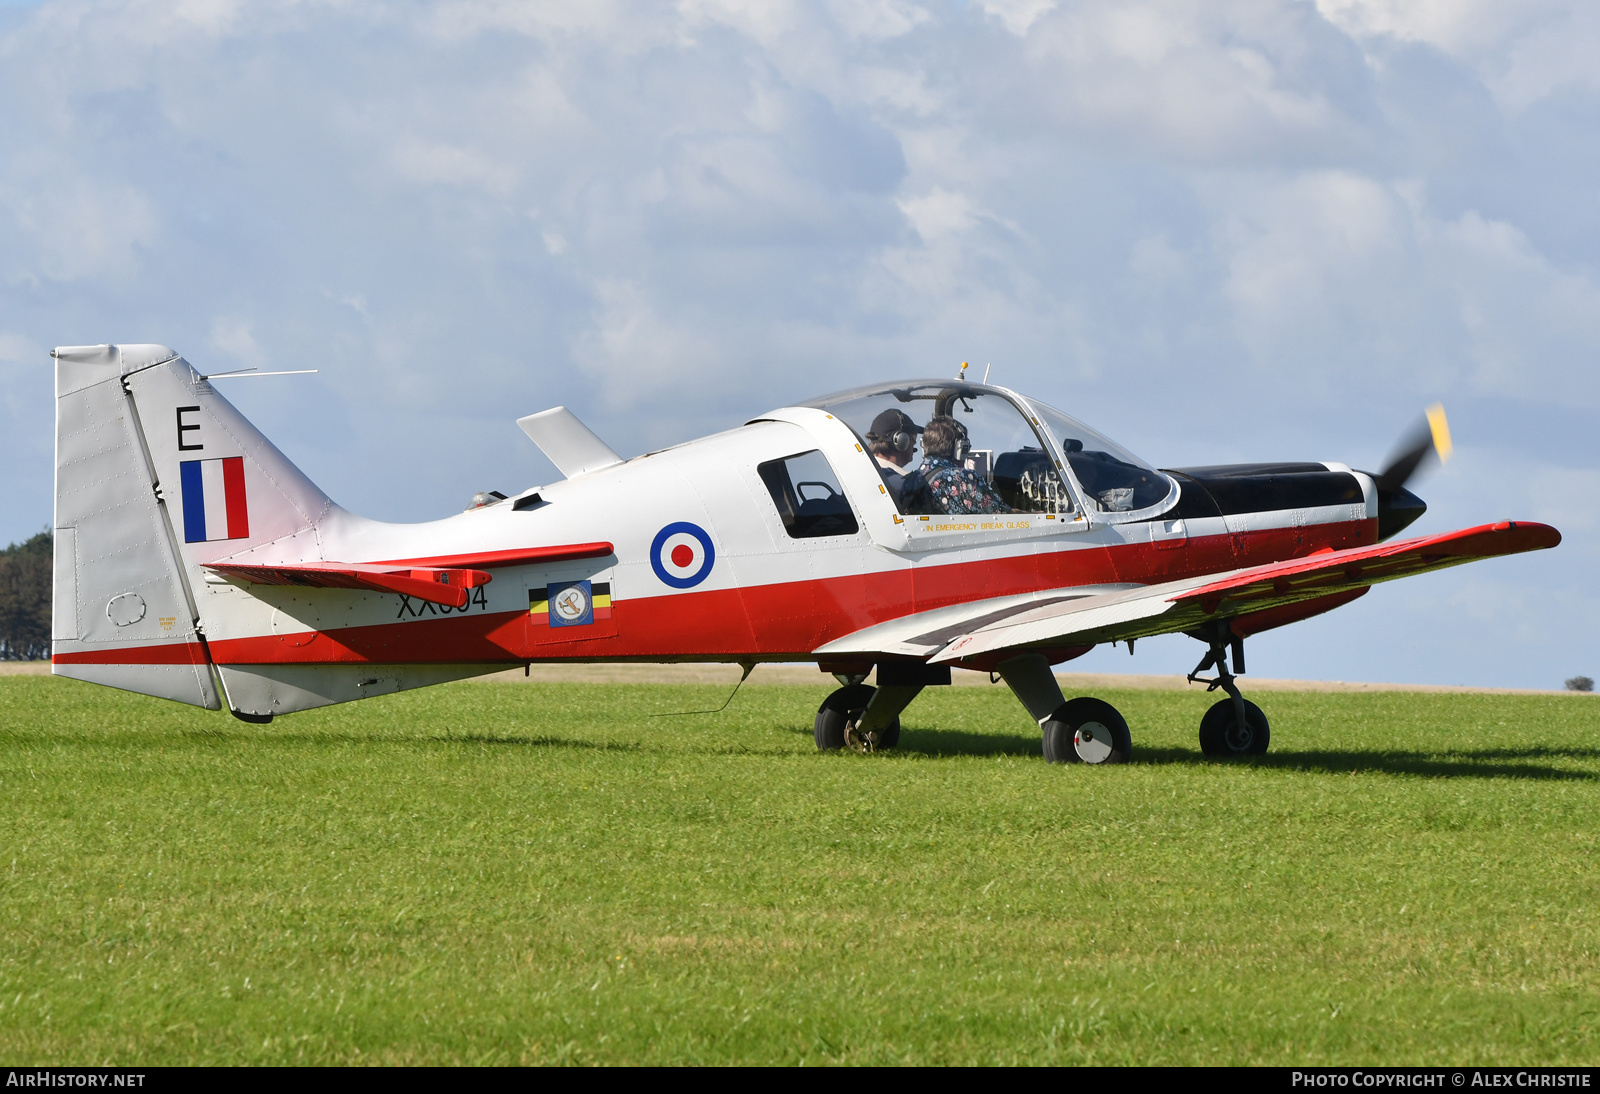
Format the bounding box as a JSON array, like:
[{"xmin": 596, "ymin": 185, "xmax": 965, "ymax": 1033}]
[
  {"xmin": 1198, "ymin": 696, "xmax": 1270, "ymax": 756},
  {"xmin": 1188, "ymin": 629, "xmax": 1271, "ymax": 758}
]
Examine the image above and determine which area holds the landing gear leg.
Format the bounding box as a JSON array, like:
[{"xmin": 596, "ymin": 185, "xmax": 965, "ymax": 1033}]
[
  {"xmin": 1188, "ymin": 628, "xmax": 1270, "ymax": 757},
  {"xmin": 997, "ymin": 653, "xmax": 1065, "ymax": 725}
]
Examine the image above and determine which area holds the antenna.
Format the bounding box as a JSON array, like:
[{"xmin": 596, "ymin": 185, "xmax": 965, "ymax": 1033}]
[
  {"xmin": 982, "ymin": 362, "xmax": 992, "ymax": 384},
  {"xmin": 199, "ymin": 368, "xmax": 319, "ymax": 381},
  {"xmin": 958, "ymin": 361, "xmax": 968, "ymax": 381}
]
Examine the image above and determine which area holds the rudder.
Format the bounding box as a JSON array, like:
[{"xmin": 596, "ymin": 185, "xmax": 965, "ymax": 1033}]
[{"xmin": 52, "ymin": 345, "xmax": 219, "ymax": 706}]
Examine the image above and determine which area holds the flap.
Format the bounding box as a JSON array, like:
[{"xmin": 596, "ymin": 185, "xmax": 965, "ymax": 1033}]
[{"xmin": 813, "ymin": 583, "xmax": 1140, "ymax": 661}]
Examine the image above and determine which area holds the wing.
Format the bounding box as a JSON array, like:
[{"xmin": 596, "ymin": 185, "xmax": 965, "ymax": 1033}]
[{"xmin": 816, "ymin": 521, "xmax": 1560, "ymax": 666}]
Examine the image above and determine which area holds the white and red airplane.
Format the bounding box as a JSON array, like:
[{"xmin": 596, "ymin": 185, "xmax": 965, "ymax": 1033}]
[{"xmin": 49, "ymin": 344, "xmax": 1560, "ymax": 763}]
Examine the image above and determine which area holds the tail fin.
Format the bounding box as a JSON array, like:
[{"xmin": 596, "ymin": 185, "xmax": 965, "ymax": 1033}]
[{"xmin": 51, "ymin": 344, "xmax": 335, "ymax": 707}]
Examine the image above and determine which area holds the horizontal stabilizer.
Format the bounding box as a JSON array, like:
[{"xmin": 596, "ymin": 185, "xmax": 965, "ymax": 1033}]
[
  {"xmin": 205, "ymin": 561, "xmax": 492, "ymax": 608},
  {"xmin": 369, "ymin": 543, "xmax": 614, "ymax": 569},
  {"xmin": 517, "ymin": 407, "xmax": 623, "ymax": 478}
]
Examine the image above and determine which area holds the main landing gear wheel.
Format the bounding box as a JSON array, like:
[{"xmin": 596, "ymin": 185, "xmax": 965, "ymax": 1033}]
[
  {"xmin": 1042, "ymin": 697, "xmax": 1132, "ymax": 765},
  {"xmin": 815, "ymin": 684, "xmax": 901, "ymax": 752},
  {"xmin": 1198, "ymin": 697, "xmax": 1270, "ymax": 757}
]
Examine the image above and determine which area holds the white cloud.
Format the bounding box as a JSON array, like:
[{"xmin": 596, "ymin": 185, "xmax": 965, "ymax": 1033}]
[
  {"xmin": 978, "ymin": 0, "xmax": 1056, "ymax": 37},
  {"xmin": 571, "ymin": 279, "xmax": 726, "ymax": 414},
  {"xmin": 0, "ymin": 166, "xmax": 157, "ymax": 282},
  {"xmin": 1313, "ymin": 0, "xmax": 1537, "ymax": 53},
  {"xmin": 897, "ymin": 188, "xmax": 975, "ymax": 241},
  {"xmin": 1315, "ymin": 0, "xmax": 1600, "ymax": 111},
  {"xmin": 208, "ymin": 317, "xmax": 265, "ymax": 368},
  {"xmin": 1526, "ymin": 465, "xmax": 1600, "ymax": 535},
  {"xmin": 392, "ymin": 136, "xmax": 517, "ymax": 196},
  {"xmin": 1008, "ymin": 1, "xmax": 1372, "ymax": 165}
]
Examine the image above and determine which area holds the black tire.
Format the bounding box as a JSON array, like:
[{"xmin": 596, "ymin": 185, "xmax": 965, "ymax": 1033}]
[
  {"xmin": 814, "ymin": 684, "xmax": 900, "ymax": 752},
  {"xmin": 1042, "ymin": 697, "xmax": 1132, "ymax": 765},
  {"xmin": 1198, "ymin": 697, "xmax": 1270, "ymax": 757},
  {"xmin": 875, "ymin": 719, "xmax": 901, "ymax": 750}
]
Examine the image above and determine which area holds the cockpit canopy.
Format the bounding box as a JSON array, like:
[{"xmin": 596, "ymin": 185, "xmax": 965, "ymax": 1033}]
[{"xmin": 801, "ymin": 380, "xmax": 1177, "ymax": 520}]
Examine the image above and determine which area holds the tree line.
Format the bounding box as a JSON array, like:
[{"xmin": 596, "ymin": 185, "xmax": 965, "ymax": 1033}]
[{"xmin": 0, "ymin": 530, "xmax": 50, "ymax": 661}]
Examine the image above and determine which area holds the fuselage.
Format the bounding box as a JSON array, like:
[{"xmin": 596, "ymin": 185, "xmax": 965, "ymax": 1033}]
[{"xmin": 191, "ymin": 382, "xmax": 1381, "ymax": 671}]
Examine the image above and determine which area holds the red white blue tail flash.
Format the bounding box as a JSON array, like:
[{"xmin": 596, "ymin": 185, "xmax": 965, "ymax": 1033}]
[{"xmin": 180, "ymin": 456, "xmax": 249, "ymax": 543}]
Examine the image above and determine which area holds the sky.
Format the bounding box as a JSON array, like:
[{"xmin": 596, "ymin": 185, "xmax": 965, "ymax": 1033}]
[{"xmin": 1, "ymin": 0, "xmax": 1595, "ymax": 688}]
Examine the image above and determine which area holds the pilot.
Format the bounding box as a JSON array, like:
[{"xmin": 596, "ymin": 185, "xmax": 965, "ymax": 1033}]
[
  {"xmin": 865, "ymin": 409, "xmax": 922, "ymax": 507},
  {"xmin": 917, "ymin": 415, "xmax": 1013, "ymax": 515}
]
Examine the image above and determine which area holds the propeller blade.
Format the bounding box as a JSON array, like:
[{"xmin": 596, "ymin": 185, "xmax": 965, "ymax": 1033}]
[{"xmin": 1375, "ymin": 403, "xmax": 1452, "ymax": 494}]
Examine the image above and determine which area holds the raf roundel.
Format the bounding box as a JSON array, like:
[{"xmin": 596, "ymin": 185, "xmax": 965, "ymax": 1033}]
[{"xmin": 650, "ymin": 522, "xmax": 715, "ymax": 589}]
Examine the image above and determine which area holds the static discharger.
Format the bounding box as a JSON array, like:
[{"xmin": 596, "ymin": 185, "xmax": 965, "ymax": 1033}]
[{"xmin": 199, "ymin": 367, "xmax": 319, "ymax": 380}]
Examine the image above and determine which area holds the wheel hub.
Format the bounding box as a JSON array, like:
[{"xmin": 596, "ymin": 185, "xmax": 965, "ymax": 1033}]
[
  {"xmin": 1074, "ymin": 721, "xmax": 1115, "ymax": 764},
  {"xmin": 843, "ymin": 715, "xmax": 878, "ymax": 753},
  {"xmin": 1224, "ymin": 719, "xmax": 1253, "ymax": 752}
]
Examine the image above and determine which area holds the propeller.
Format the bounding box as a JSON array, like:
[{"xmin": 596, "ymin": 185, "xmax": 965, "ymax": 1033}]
[
  {"xmin": 1375, "ymin": 403, "xmax": 1452, "ymax": 494},
  {"xmin": 1369, "ymin": 404, "xmax": 1452, "ymax": 541}
]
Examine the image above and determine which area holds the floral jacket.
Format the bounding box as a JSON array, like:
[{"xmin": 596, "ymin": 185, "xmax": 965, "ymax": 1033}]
[{"xmin": 917, "ymin": 456, "xmax": 1013, "ymax": 515}]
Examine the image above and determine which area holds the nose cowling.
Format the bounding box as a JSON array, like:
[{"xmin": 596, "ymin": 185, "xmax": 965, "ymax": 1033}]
[
  {"xmin": 1162, "ymin": 464, "xmax": 1426, "ymax": 544},
  {"xmin": 1164, "ymin": 463, "xmax": 1365, "ymax": 519},
  {"xmin": 1161, "ymin": 407, "xmax": 1447, "ymax": 544},
  {"xmin": 1375, "ymin": 483, "xmax": 1427, "ymax": 541}
]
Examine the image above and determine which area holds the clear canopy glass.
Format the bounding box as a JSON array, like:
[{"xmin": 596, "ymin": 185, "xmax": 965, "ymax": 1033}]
[
  {"xmin": 802, "ymin": 381, "xmax": 1073, "ymax": 515},
  {"xmin": 801, "ymin": 380, "xmax": 1175, "ymax": 519},
  {"xmin": 1021, "ymin": 399, "xmax": 1176, "ymax": 515}
]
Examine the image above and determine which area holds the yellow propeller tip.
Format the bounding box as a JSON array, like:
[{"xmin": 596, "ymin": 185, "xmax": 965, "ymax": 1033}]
[{"xmin": 1425, "ymin": 403, "xmax": 1452, "ymax": 463}]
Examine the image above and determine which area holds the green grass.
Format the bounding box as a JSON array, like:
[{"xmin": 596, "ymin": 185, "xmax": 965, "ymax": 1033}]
[{"xmin": 1, "ymin": 675, "xmax": 1597, "ymax": 1065}]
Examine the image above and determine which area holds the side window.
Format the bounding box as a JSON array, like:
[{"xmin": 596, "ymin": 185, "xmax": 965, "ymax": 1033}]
[{"xmin": 758, "ymin": 450, "xmax": 860, "ymax": 539}]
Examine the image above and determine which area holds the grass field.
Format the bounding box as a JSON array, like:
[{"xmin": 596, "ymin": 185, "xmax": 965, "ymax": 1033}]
[{"xmin": 0, "ymin": 674, "xmax": 1596, "ymax": 1065}]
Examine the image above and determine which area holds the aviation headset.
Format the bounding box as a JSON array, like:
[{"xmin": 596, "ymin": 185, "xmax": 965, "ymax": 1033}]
[
  {"xmin": 868, "ymin": 411, "xmax": 919, "ymax": 455},
  {"xmin": 922, "ymin": 415, "xmax": 971, "ymax": 463},
  {"xmin": 950, "ymin": 419, "xmax": 971, "ymax": 464}
]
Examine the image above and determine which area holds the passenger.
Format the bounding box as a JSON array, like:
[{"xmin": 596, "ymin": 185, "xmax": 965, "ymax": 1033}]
[
  {"xmin": 917, "ymin": 415, "xmax": 1013, "ymax": 515},
  {"xmin": 865, "ymin": 408, "xmax": 922, "ymax": 508}
]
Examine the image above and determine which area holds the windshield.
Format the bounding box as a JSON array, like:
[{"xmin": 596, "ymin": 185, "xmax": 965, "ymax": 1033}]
[
  {"xmin": 1025, "ymin": 400, "xmax": 1175, "ymax": 514},
  {"xmin": 802, "ymin": 381, "xmax": 1073, "ymax": 516}
]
